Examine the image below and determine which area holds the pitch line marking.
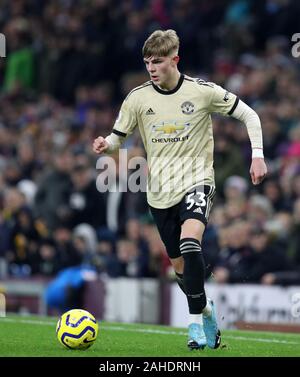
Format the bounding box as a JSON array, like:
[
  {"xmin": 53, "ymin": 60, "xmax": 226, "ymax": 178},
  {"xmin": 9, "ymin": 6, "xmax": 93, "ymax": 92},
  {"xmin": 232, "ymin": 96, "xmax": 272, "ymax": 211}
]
[{"xmin": 1, "ymin": 317, "xmax": 299, "ymax": 345}]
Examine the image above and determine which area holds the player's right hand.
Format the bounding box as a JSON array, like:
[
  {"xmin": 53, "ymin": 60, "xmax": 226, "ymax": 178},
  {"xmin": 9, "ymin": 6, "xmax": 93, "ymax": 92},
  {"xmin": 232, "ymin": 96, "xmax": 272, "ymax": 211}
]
[{"xmin": 93, "ymin": 136, "xmax": 109, "ymax": 154}]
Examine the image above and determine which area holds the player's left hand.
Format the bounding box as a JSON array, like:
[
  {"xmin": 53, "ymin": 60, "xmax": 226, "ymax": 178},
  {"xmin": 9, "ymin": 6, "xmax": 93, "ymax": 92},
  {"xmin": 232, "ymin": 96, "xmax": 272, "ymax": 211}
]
[{"xmin": 250, "ymin": 158, "xmax": 267, "ymax": 185}]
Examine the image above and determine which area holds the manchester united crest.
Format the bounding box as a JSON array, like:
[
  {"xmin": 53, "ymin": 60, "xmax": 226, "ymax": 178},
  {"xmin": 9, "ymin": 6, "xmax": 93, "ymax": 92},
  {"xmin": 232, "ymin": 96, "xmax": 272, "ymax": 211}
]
[{"xmin": 181, "ymin": 101, "xmax": 195, "ymax": 114}]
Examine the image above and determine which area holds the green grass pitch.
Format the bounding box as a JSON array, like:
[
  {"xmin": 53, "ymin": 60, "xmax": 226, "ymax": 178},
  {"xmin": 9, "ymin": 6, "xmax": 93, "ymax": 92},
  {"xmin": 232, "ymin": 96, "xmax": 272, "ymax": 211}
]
[{"xmin": 0, "ymin": 314, "xmax": 299, "ymax": 357}]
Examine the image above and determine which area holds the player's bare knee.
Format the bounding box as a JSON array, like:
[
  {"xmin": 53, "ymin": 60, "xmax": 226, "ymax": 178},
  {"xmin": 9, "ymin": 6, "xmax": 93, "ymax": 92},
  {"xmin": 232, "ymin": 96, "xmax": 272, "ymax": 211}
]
[{"xmin": 181, "ymin": 219, "xmax": 205, "ymax": 241}]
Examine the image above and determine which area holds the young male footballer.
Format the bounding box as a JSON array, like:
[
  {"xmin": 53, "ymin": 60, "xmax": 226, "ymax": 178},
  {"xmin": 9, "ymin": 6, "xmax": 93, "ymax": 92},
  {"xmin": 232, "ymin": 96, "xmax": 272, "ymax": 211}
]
[{"xmin": 93, "ymin": 29, "xmax": 267, "ymax": 350}]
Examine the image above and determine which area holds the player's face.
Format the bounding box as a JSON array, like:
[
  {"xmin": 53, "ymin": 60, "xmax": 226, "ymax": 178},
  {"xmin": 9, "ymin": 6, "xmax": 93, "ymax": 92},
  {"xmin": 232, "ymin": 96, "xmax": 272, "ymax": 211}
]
[{"xmin": 144, "ymin": 55, "xmax": 178, "ymax": 88}]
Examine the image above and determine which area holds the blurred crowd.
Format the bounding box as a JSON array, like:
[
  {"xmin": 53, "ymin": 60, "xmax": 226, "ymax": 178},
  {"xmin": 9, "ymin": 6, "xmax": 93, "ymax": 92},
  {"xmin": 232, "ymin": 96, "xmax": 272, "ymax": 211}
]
[{"xmin": 0, "ymin": 0, "xmax": 300, "ymax": 287}]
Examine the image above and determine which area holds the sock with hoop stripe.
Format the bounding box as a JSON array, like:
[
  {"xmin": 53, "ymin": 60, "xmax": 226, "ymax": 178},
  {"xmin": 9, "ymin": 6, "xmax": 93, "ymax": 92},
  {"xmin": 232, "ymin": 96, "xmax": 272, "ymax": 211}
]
[{"xmin": 180, "ymin": 237, "xmax": 207, "ymax": 314}]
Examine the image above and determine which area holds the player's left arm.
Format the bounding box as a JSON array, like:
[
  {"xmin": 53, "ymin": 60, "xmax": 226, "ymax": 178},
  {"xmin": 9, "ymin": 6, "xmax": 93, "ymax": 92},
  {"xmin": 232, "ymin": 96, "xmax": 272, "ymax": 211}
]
[
  {"xmin": 230, "ymin": 100, "xmax": 267, "ymax": 185},
  {"xmin": 207, "ymin": 84, "xmax": 267, "ymax": 185}
]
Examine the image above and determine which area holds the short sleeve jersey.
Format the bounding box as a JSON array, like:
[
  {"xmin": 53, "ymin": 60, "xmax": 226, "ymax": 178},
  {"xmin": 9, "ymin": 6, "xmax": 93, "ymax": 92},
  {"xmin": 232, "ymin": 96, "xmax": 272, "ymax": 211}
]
[{"xmin": 113, "ymin": 74, "xmax": 239, "ymax": 209}]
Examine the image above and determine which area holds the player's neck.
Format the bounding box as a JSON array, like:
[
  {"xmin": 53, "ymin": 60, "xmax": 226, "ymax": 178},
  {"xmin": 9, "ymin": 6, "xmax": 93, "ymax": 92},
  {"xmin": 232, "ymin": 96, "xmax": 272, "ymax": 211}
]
[{"xmin": 158, "ymin": 70, "xmax": 181, "ymax": 91}]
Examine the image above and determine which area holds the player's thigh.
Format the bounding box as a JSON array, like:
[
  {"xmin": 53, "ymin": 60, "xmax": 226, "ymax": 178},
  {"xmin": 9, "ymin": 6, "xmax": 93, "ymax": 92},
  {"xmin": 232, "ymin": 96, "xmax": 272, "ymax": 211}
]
[
  {"xmin": 179, "ymin": 185, "xmax": 216, "ymax": 240},
  {"xmin": 149, "ymin": 205, "xmax": 181, "ymax": 259}
]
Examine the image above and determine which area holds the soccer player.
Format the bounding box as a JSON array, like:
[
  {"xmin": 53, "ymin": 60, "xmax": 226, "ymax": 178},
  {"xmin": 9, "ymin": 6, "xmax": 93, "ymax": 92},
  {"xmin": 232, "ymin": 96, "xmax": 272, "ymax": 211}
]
[{"xmin": 93, "ymin": 30, "xmax": 267, "ymax": 350}]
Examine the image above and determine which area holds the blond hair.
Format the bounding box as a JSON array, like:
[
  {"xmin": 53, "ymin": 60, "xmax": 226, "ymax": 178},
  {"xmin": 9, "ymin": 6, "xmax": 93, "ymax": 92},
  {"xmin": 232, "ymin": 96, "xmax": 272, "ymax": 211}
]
[{"xmin": 142, "ymin": 29, "xmax": 179, "ymax": 58}]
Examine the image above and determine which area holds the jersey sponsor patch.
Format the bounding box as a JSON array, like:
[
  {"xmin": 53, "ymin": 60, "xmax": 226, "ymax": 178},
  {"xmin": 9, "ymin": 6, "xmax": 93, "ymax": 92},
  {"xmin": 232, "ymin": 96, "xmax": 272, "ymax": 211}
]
[{"xmin": 152, "ymin": 122, "xmax": 191, "ymax": 135}]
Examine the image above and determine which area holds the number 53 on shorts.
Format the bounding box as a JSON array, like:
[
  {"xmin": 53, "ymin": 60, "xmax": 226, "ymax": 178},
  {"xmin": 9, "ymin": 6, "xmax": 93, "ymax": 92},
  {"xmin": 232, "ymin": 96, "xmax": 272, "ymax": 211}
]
[{"xmin": 180, "ymin": 185, "xmax": 216, "ymax": 226}]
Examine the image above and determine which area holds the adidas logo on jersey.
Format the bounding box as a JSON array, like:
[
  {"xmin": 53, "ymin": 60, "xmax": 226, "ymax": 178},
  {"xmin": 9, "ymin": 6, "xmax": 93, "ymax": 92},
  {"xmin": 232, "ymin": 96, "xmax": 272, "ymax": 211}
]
[
  {"xmin": 146, "ymin": 108, "xmax": 155, "ymax": 115},
  {"xmin": 193, "ymin": 207, "xmax": 203, "ymax": 214}
]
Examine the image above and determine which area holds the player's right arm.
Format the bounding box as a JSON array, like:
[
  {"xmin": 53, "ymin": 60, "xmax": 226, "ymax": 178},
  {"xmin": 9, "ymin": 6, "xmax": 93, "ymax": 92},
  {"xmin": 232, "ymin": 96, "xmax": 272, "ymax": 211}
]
[
  {"xmin": 93, "ymin": 133, "xmax": 125, "ymax": 155},
  {"xmin": 93, "ymin": 94, "xmax": 138, "ymax": 155},
  {"xmin": 93, "ymin": 136, "xmax": 109, "ymax": 154}
]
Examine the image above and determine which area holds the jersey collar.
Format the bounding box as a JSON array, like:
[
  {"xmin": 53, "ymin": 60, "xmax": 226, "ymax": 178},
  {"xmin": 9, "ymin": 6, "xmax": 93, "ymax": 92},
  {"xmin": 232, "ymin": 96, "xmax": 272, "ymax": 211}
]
[{"xmin": 152, "ymin": 73, "xmax": 184, "ymax": 95}]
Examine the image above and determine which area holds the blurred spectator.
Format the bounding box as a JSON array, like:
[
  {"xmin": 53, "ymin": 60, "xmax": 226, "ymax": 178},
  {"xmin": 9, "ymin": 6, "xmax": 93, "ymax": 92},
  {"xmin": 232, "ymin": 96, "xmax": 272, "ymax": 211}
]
[
  {"xmin": 247, "ymin": 194, "xmax": 274, "ymax": 226},
  {"xmin": 224, "ymin": 175, "xmax": 248, "ymax": 201},
  {"xmin": 8, "ymin": 207, "xmax": 40, "ymax": 275},
  {"xmin": 73, "ymin": 223, "xmax": 98, "ymax": 256},
  {"xmin": 45, "ymin": 265, "xmax": 97, "ymax": 312},
  {"xmin": 110, "ymin": 238, "xmax": 149, "ymax": 278},
  {"xmin": 212, "ymin": 220, "xmax": 252, "ymax": 284},
  {"xmin": 17, "ymin": 179, "xmax": 37, "ymax": 206},
  {"xmin": 16, "ymin": 140, "xmax": 40, "ymax": 181},
  {"xmin": 68, "ymin": 161, "xmax": 106, "ymax": 229},
  {"xmin": 288, "ymin": 199, "xmax": 300, "ymax": 266},
  {"xmin": 246, "ymin": 226, "xmax": 290, "ymax": 283},
  {"xmin": 34, "ymin": 147, "xmax": 73, "ymax": 230},
  {"xmin": 139, "ymin": 215, "xmax": 171, "ymax": 277},
  {"xmin": 261, "ymin": 198, "xmax": 300, "ymax": 286},
  {"xmin": 4, "ymin": 18, "xmax": 34, "ymax": 93},
  {"xmin": 0, "ymin": 213, "xmax": 10, "ymax": 259},
  {"xmin": 214, "ymin": 134, "xmax": 248, "ymax": 194},
  {"xmin": 262, "ymin": 177, "xmax": 287, "ymax": 212},
  {"xmin": 52, "ymin": 225, "xmax": 82, "ymax": 269},
  {"xmin": 31, "ymin": 238, "xmax": 61, "ymax": 276}
]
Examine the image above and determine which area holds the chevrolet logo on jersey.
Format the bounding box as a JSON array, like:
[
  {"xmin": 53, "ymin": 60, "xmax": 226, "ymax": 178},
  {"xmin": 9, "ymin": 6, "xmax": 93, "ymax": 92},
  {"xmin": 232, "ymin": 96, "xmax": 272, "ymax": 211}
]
[
  {"xmin": 152, "ymin": 122, "xmax": 191, "ymax": 135},
  {"xmin": 151, "ymin": 122, "xmax": 191, "ymax": 143}
]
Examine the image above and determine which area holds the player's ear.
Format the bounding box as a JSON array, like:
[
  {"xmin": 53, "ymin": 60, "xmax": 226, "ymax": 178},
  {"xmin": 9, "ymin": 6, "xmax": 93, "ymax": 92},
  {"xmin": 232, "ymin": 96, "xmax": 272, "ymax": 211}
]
[{"xmin": 173, "ymin": 55, "xmax": 180, "ymax": 65}]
